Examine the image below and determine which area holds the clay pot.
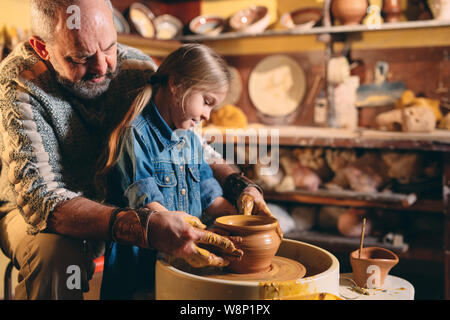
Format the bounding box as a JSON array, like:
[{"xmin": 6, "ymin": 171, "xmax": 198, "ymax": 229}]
[
  {"xmin": 331, "ymin": 0, "xmax": 368, "ymax": 25},
  {"xmin": 337, "ymin": 208, "xmax": 372, "ymax": 237},
  {"xmin": 350, "ymin": 247, "xmax": 399, "ymax": 288},
  {"xmin": 383, "ymin": 0, "xmax": 403, "ymax": 22},
  {"xmin": 214, "ymin": 215, "xmax": 281, "ymax": 274}
]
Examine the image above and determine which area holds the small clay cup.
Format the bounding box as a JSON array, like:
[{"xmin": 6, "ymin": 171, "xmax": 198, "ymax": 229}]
[
  {"xmin": 350, "ymin": 247, "xmax": 399, "ymax": 288},
  {"xmin": 214, "ymin": 215, "xmax": 281, "ymax": 274}
]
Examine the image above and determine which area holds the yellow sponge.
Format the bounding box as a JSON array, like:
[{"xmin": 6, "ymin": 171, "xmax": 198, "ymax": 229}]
[
  {"xmin": 396, "ymin": 90, "xmax": 443, "ymax": 121},
  {"xmin": 209, "ymin": 104, "xmax": 248, "ymax": 128}
]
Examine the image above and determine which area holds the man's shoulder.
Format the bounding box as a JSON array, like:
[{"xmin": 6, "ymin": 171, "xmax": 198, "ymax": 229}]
[
  {"xmin": 0, "ymin": 42, "xmax": 39, "ymax": 84},
  {"xmin": 117, "ymin": 43, "xmax": 158, "ymax": 72}
]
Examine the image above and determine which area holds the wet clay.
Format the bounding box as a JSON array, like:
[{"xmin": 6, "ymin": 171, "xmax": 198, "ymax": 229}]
[
  {"xmin": 205, "ymin": 256, "xmax": 306, "ymax": 282},
  {"xmin": 214, "ymin": 215, "xmax": 282, "ymax": 274}
]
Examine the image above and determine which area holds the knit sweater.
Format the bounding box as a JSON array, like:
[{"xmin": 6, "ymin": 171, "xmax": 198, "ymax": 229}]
[{"xmin": 0, "ymin": 41, "xmax": 157, "ymax": 234}]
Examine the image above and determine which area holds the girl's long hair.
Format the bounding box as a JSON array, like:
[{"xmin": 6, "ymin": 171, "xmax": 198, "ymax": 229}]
[{"xmin": 95, "ymin": 43, "xmax": 231, "ymax": 200}]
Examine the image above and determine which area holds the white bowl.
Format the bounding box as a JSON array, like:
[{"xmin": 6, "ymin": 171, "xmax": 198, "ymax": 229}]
[
  {"xmin": 229, "ymin": 6, "xmax": 270, "ymax": 34},
  {"xmin": 154, "ymin": 14, "xmax": 183, "ymax": 40},
  {"xmin": 189, "ymin": 14, "xmax": 225, "ymax": 36}
]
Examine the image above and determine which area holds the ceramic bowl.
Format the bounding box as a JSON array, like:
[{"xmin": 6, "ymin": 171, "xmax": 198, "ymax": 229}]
[
  {"xmin": 113, "ymin": 8, "xmax": 130, "ymax": 34},
  {"xmin": 280, "ymin": 7, "xmax": 322, "ymax": 30},
  {"xmin": 189, "ymin": 14, "xmax": 225, "ymax": 36},
  {"xmin": 214, "ymin": 215, "xmax": 281, "ymax": 274},
  {"xmin": 154, "ymin": 14, "xmax": 183, "ymax": 40},
  {"xmin": 229, "ymin": 6, "xmax": 270, "ymax": 34},
  {"xmin": 350, "ymin": 247, "xmax": 399, "ymax": 288},
  {"xmin": 129, "ymin": 2, "xmax": 156, "ymax": 38}
]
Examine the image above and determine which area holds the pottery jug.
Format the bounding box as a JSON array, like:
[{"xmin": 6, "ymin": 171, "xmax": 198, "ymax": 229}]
[
  {"xmin": 332, "ymin": 0, "xmax": 369, "ymax": 25},
  {"xmin": 383, "ymin": 0, "xmax": 403, "ymax": 22},
  {"xmin": 215, "ymin": 215, "xmax": 281, "ymax": 274},
  {"xmin": 350, "ymin": 247, "xmax": 399, "ymax": 288}
]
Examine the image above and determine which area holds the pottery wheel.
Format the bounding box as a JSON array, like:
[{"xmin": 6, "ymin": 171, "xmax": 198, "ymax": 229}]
[{"xmin": 172, "ymin": 256, "xmax": 306, "ymax": 282}]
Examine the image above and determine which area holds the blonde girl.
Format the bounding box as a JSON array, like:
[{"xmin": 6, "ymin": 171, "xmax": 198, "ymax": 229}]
[{"xmin": 98, "ymin": 43, "xmax": 237, "ymax": 299}]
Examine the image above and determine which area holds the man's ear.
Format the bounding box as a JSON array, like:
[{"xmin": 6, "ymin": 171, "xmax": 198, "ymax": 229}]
[{"xmin": 29, "ymin": 36, "xmax": 50, "ymax": 60}]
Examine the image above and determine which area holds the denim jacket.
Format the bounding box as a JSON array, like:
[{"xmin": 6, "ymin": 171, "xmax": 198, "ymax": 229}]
[
  {"xmin": 101, "ymin": 100, "xmax": 223, "ymax": 299},
  {"xmin": 106, "ymin": 100, "xmax": 223, "ymax": 217}
]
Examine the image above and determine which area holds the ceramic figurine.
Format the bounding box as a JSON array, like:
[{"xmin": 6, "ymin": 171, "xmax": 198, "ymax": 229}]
[{"xmin": 363, "ymin": 0, "xmax": 384, "ymax": 26}]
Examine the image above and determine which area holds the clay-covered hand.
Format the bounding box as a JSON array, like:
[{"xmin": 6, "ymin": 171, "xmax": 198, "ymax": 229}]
[
  {"xmin": 237, "ymin": 188, "xmax": 284, "ymax": 239},
  {"xmin": 147, "ymin": 211, "xmax": 243, "ymax": 268}
]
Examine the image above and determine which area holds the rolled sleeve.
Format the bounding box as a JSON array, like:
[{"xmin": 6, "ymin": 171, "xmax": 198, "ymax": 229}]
[
  {"xmin": 200, "ymin": 177, "xmax": 223, "ymax": 210},
  {"xmin": 124, "ymin": 177, "xmax": 164, "ymax": 208},
  {"xmin": 113, "ymin": 126, "xmax": 165, "ymax": 209}
]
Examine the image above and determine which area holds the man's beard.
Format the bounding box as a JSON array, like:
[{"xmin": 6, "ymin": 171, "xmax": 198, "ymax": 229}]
[{"xmin": 55, "ymin": 63, "xmax": 121, "ymax": 100}]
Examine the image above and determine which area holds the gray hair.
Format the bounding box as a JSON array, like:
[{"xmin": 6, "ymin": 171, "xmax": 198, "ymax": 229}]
[{"xmin": 30, "ymin": 0, "xmax": 113, "ymax": 43}]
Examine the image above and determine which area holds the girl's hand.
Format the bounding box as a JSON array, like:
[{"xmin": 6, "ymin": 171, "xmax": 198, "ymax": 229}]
[{"xmin": 237, "ymin": 187, "xmax": 284, "ymax": 239}]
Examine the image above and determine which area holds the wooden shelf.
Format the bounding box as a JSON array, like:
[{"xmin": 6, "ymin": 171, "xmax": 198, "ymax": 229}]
[
  {"xmin": 203, "ymin": 126, "xmax": 450, "ymax": 151},
  {"xmin": 179, "ymin": 19, "xmax": 450, "ymax": 42},
  {"xmin": 264, "ymin": 190, "xmax": 443, "ymax": 213},
  {"xmin": 285, "ymin": 230, "xmax": 444, "ymax": 262}
]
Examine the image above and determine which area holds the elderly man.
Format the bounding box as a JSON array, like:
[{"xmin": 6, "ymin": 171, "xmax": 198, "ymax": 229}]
[{"xmin": 0, "ymin": 0, "xmax": 275, "ymax": 299}]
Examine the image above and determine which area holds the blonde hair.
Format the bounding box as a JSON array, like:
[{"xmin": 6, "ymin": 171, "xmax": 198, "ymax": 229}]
[{"xmin": 95, "ymin": 43, "xmax": 231, "ymax": 199}]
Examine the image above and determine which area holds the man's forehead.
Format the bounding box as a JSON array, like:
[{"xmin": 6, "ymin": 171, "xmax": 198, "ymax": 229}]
[{"xmin": 53, "ymin": 3, "xmax": 116, "ymax": 55}]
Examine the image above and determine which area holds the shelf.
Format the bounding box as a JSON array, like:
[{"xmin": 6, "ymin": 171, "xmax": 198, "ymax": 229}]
[
  {"xmin": 285, "ymin": 230, "xmax": 409, "ymax": 253},
  {"xmin": 285, "ymin": 230, "xmax": 444, "ymax": 262},
  {"xmin": 178, "ymin": 19, "xmax": 450, "ymax": 42},
  {"xmin": 203, "ymin": 126, "xmax": 450, "ymax": 151},
  {"xmin": 264, "ymin": 190, "xmax": 443, "ymax": 213}
]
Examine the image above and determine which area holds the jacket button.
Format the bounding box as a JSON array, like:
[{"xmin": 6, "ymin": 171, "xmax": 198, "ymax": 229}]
[
  {"xmin": 181, "ymin": 189, "xmax": 186, "ymax": 195},
  {"xmin": 179, "ymin": 165, "xmax": 184, "ymax": 171},
  {"xmin": 165, "ymin": 176, "xmax": 170, "ymax": 182}
]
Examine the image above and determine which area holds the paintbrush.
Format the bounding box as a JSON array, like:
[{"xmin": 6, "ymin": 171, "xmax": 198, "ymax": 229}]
[{"xmin": 358, "ymin": 218, "xmax": 367, "ymax": 259}]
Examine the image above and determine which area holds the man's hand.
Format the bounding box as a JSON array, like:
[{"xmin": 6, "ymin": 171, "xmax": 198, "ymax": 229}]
[
  {"xmin": 237, "ymin": 187, "xmax": 284, "ymax": 239},
  {"xmin": 147, "ymin": 211, "xmax": 243, "ymax": 268}
]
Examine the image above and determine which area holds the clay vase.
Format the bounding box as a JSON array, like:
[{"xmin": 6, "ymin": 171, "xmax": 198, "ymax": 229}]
[
  {"xmin": 214, "ymin": 215, "xmax": 281, "ymax": 274},
  {"xmin": 332, "ymin": 0, "xmax": 369, "ymax": 25},
  {"xmin": 350, "ymin": 247, "xmax": 399, "ymax": 288},
  {"xmin": 383, "ymin": 0, "xmax": 403, "ymax": 22}
]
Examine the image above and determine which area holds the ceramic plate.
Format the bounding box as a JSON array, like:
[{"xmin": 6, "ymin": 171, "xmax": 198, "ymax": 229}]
[
  {"xmin": 248, "ymin": 55, "xmax": 306, "ymax": 118},
  {"xmin": 113, "ymin": 8, "xmax": 130, "ymax": 34},
  {"xmin": 129, "ymin": 2, "xmax": 156, "ymax": 38}
]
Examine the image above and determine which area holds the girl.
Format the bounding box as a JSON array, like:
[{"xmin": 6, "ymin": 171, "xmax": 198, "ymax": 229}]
[{"xmin": 97, "ymin": 44, "xmax": 238, "ymax": 299}]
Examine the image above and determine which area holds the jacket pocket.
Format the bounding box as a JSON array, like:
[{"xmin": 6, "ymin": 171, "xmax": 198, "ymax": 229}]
[
  {"xmin": 188, "ymin": 165, "xmax": 200, "ymax": 182},
  {"xmin": 154, "ymin": 170, "xmax": 177, "ymax": 187}
]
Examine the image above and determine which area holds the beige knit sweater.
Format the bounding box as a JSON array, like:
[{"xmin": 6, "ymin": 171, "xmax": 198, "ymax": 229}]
[{"xmin": 0, "ymin": 41, "xmax": 157, "ymax": 234}]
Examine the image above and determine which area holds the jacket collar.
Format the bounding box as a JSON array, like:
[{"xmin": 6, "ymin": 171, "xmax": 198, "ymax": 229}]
[{"xmin": 144, "ymin": 100, "xmax": 182, "ymax": 149}]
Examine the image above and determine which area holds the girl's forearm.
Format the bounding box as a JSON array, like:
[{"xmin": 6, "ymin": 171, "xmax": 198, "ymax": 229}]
[
  {"xmin": 205, "ymin": 196, "xmax": 237, "ymax": 219},
  {"xmin": 145, "ymin": 201, "xmax": 168, "ymax": 212}
]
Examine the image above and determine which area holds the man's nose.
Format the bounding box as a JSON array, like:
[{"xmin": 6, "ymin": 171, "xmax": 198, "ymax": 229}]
[{"xmin": 89, "ymin": 51, "xmax": 108, "ymax": 75}]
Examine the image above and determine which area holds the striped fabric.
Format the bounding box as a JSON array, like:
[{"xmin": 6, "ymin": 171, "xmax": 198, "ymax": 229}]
[{"xmin": 0, "ymin": 41, "xmax": 157, "ymax": 234}]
